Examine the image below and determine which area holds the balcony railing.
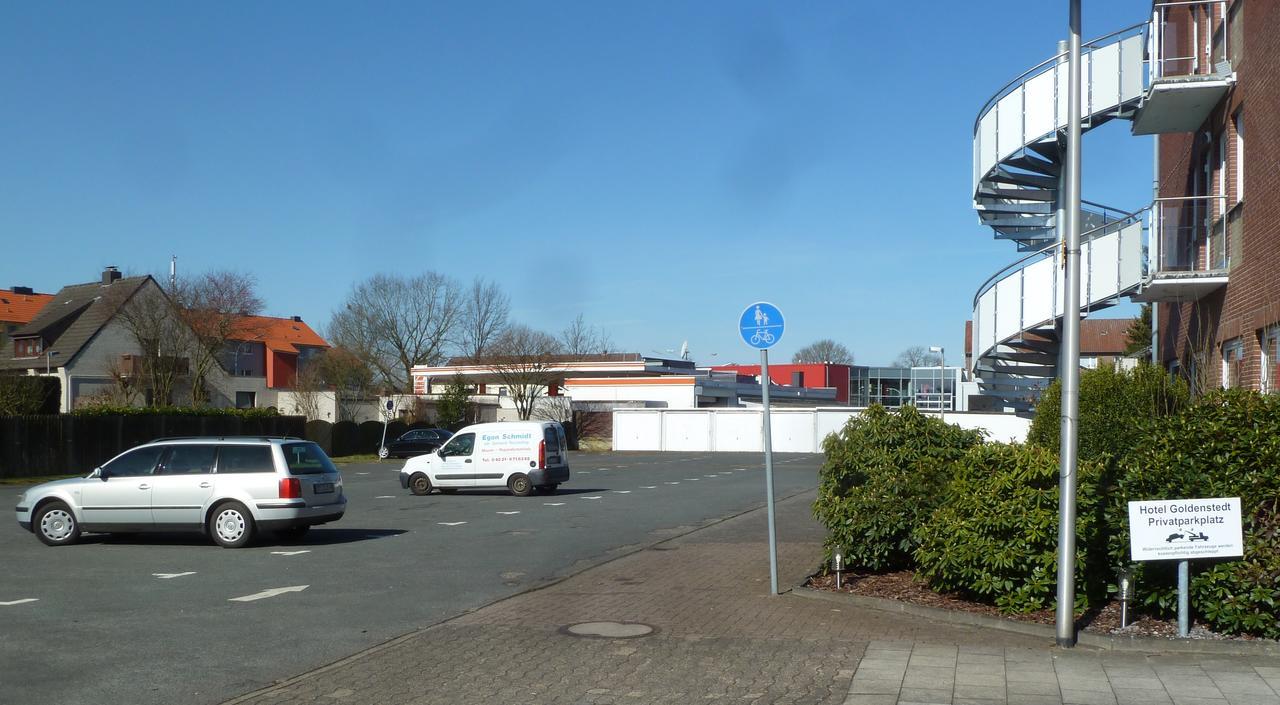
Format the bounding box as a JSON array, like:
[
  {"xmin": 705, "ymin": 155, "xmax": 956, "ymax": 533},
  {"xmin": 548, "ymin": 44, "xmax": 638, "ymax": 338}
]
[
  {"xmin": 1150, "ymin": 195, "xmax": 1230, "ymax": 273},
  {"xmin": 1149, "ymin": 1, "xmax": 1232, "ymax": 80}
]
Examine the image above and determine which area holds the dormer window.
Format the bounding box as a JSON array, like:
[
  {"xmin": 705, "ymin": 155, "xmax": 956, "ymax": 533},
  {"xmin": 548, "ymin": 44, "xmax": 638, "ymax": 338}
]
[{"xmin": 15, "ymin": 337, "xmax": 42, "ymax": 358}]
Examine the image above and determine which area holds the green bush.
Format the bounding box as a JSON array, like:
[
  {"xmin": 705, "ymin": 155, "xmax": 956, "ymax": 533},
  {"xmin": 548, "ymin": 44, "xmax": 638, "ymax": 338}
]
[
  {"xmin": 1027, "ymin": 363, "xmax": 1188, "ymax": 464},
  {"xmin": 70, "ymin": 405, "xmax": 281, "ymax": 419},
  {"xmin": 913, "ymin": 442, "xmax": 1108, "ymax": 614},
  {"xmin": 814, "ymin": 405, "xmax": 984, "ymax": 571},
  {"xmin": 1112, "ymin": 389, "xmax": 1280, "ymax": 637}
]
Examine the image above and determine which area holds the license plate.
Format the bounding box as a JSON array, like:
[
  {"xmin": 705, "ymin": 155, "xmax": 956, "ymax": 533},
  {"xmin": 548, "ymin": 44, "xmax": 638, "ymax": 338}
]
[{"xmin": 314, "ymin": 482, "xmax": 334, "ymax": 494}]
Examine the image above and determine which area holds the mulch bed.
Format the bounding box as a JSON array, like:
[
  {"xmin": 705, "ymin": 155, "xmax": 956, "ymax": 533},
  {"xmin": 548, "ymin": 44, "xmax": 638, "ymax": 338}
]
[{"xmin": 806, "ymin": 569, "xmax": 1269, "ymax": 642}]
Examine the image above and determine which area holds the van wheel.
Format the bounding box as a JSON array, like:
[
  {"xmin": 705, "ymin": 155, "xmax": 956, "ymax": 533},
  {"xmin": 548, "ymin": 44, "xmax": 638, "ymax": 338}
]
[
  {"xmin": 209, "ymin": 502, "xmax": 255, "ymax": 548},
  {"xmin": 35, "ymin": 501, "xmax": 80, "ymax": 546},
  {"xmin": 409, "ymin": 473, "xmax": 433, "ymax": 496},
  {"xmin": 508, "ymin": 473, "xmax": 533, "ymax": 497}
]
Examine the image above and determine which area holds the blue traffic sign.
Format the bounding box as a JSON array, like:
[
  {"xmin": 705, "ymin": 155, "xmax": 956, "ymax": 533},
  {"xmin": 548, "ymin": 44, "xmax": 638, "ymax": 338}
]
[{"xmin": 739, "ymin": 302, "xmax": 785, "ymax": 350}]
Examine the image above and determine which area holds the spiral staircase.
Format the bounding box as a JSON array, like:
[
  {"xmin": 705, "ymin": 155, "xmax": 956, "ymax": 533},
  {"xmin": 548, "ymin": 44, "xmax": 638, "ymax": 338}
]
[{"xmin": 969, "ymin": 25, "xmax": 1149, "ymax": 409}]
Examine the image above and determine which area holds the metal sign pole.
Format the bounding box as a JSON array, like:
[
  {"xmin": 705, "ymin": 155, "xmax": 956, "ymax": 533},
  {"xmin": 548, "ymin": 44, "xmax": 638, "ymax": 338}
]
[
  {"xmin": 379, "ymin": 398, "xmax": 395, "ymax": 461},
  {"xmin": 1178, "ymin": 560, "xmax": 1190, "ymax": 636},
  {"xmin": 761, "ymin": 348, "xmax": 779, "ymax": 596}
]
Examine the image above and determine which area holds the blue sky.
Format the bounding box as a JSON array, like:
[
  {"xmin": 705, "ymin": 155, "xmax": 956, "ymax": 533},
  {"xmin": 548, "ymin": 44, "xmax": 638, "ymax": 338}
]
[{"xmin": 1, "ymin": 2, "xmax": 1153, "ymax": 366}]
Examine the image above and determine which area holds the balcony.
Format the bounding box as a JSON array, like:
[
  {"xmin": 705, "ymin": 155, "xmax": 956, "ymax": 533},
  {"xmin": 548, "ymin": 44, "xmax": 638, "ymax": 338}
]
[
  {"xmin": 1132, "ymin": 1, "xmax": 1236, "ymax": 135},
  {"xmin": 1133, "ymin": 197, "xmax": 1230, "ymax": 303}
]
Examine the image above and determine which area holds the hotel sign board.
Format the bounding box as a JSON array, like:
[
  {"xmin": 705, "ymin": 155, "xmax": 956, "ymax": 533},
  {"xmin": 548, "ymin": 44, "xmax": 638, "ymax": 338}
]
[{"xmin": 1128, "ymin": 497, "xmax": 1244, "ymax": 562}]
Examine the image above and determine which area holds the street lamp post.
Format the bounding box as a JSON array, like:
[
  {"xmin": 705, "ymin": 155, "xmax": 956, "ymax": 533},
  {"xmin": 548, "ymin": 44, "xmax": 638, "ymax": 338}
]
[{"xmin": 929, "ymin": 346, "xmax": 945, "ymax": 422}]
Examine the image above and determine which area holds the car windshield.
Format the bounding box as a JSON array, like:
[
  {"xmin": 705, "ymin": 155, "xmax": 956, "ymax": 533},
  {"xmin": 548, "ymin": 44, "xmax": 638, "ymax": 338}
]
[{"xmin": 281, "ymin": 442, "xmax": 338, "ymax": 475}]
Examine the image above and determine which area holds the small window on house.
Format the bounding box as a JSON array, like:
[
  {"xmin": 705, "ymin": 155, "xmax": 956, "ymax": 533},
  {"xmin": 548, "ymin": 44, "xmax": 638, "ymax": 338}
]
[
  {"xmin": 1234, "ymin": 109, "xmax": 1244, "ymax": 204},
  {"xmin": 1222, "ymin": 338, "xmax": 1244, "ymax": 389},
  {"xmin": 1261, "ymin": 326, "xmax": 1280, "ymax": 395}
]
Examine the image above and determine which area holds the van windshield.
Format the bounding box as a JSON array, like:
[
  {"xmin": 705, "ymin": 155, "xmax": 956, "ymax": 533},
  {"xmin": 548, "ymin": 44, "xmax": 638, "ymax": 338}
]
[{"xmin": 281, "ymin": 442, "xmax": 338, "ymax": 475}]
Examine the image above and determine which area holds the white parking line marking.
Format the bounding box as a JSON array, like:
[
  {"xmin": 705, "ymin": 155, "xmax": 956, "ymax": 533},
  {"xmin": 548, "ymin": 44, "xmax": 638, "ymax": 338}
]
[
  {"xmin": 641, "ymin": 486, "xmax": 657, "ymax": 489},
  {"xmin": 497, "ymin": 511, "xmax": 520, "ymax": 515},
  {"xmin": 581, "ymin": 496, "xmax": 603, "ymax": 500},
  {"xmin": 357, "ymin": 472, "xmax": 370, "ymax": 475},
  {"xmin": 0, "ymin": 598, "xmax": 38, "ymax": 606},
  {"xmin": 704, "ymin": 474, "xmax": 719, "ymax": 478},
  {"xmin": 579, "ymin": 471, "xmax": 591, "ymax": 474},
  {"xmin": 153, "ymin": 572, "xmax": 196, "ymax": 579},
  {"xmin": 270, "ymin": 550, "xmax": 311, "ymax": 556},
  {"xmin": 229, "ymin": 585, "xmax": 309, "ymax": 602},
  {"xmin": 612, "ymin": 490, "xmax": 631, "ymax": 494},
  {"xmin": 438, "ymin": 522, "xmax": 467, "ymax": 526},
  {"xmin": 375, "ymin": 495, "xmax": 396, "ymax": 499},
  {"xmin": 665, "ymin": 482, "xmax": 680, "ymax": 485},
  {"xmin": 543, "ymin": 502, "xmax": 565, "ymax": 506},
  {"xmin": 685, "ymin": 478, "xmax": 700, "ymax": 481}
]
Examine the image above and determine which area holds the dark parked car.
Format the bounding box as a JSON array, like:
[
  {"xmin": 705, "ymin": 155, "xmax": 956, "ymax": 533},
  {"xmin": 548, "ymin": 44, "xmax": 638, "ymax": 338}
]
[{"xmin": 379, "ymin": 428, "xmax": 453, "ymax": 459}]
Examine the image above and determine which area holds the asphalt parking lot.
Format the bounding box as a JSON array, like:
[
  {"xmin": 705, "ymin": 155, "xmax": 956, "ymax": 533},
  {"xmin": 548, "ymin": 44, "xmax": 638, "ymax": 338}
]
[{"xmin": 0, "ymin": 451, "xmax": 823, "ymax": 705}]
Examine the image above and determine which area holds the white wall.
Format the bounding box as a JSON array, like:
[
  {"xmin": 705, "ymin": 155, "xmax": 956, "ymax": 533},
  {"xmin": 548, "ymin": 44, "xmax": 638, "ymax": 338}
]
[
  {"xmin": 562, "ymin": 381, "xmax": 696, "ymax": 408},
  {"xmin": 613, "ymin": 408, "xmax": 1032, "ymax": 452}
]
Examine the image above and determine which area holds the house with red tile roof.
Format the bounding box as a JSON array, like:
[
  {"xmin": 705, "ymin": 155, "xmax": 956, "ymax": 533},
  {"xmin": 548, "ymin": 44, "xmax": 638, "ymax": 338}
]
[{"xmin": 0, "ymin": 285, "xmax": 55, "ymax": 355}]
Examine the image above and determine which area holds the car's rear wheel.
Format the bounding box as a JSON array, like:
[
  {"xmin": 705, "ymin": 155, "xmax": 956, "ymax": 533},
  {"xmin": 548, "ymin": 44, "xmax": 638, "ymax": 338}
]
[
  {"xmin": 35, "ymin": 501, "xmax": 80, "ymax": 546},
  {"xmin": 209, "ymin": 502, "xmax": 255, "ymax": 548},
  {"xmin": 508, "ymin": 473, "xmax": 533, "ymax": 497},
  {"xmin": 409, "ymin": 473, "xmax": 432, "ymax": 496},
  {"xmin": 378, "ymin": 446, "xmax": 391, "ymax": 459}
]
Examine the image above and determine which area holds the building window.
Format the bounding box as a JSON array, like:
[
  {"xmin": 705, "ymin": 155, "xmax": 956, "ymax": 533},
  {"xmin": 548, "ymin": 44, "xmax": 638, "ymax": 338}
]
[
  {"xmin": 235, "ymin": 391, "xmax": 257, "ymax": 409},
  {"xmin": 14, "ymin": 338, "xmax": 42, "ymax": 358},
  {"xmin": 1262, "ymin": 326, "xmax": 1280, "ymax": 395},
  {"xmin": 1222, "ymin": 338, "xmax": 1244, "ymax": 389}
]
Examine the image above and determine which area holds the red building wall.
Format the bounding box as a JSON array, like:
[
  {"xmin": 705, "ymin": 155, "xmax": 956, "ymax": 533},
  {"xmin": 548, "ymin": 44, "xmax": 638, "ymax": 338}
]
[{"xmin": 711, "ymin": 363, "xmax": 851, "ymax": 404}]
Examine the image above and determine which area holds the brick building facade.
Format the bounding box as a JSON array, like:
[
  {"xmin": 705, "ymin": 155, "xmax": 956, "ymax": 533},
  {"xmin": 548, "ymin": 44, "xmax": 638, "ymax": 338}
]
[{"xmin": 1152, "ymin": 0, "xmax": 1279, "ymax": 393}]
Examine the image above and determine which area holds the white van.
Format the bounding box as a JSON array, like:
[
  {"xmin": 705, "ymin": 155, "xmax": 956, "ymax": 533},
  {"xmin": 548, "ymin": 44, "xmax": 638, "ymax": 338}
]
[{"xmin": 398, "ymin": 421, "xmax": 570, "ymax": 496}]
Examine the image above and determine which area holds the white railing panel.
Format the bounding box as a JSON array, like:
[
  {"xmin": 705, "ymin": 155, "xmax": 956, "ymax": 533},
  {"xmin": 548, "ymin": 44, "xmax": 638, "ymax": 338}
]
[
  {"xmin": 1088, "ymin": 232, "xmax": 1122, "ymax": 301},
  {"xmin": 995, "ymin": 275, "xmax": 1024, "ymax": 344},
  {"xmin": 1023, "ymin": 69, "xmax": 1058, "ymax": 143},
  {"xmin": 978, "ymin": 288, "xmax": 997, "ymax": 355},
  {"xmin": 1090, "ymin": 42, "xmax": 1121, "ymax": 113},
  {"xmin": 978, "ymin": 111, "xmax": 998, "ymax": 189},
  {"xmin": 1120, "ymin": 35, "xmax": 1144, "ymax": 101},
  {"xmin": 1055, "ymin": 248, "xmax": 1067, "ymax": 316},
  {"xmin": 1056, "ymin": 66, "xmax": 1070, "ymax": 129},
  {"xmin": 1022, "ymin": 256, "xmax": 1058, "ymax": 328},
  {"xmin": 1119, "ymin": 220, "xmax": 1144, "ymax": 289},
  {"xmin": 996, "ymin": 92, "xmax": 1025, "ymax": 162}
]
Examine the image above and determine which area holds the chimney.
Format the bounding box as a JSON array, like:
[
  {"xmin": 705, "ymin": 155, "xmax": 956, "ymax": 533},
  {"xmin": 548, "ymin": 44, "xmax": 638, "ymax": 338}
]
[
  {"xmin": 102, "ymin": 266, "xmax": 121, "ymax": 285},
  {"xmin": 11, "ymin": 286, "xmax": 33, "ymax": 295},
  {"xmin": 291, "ymin": 315, "xmax": 303, "ymax": 322}
]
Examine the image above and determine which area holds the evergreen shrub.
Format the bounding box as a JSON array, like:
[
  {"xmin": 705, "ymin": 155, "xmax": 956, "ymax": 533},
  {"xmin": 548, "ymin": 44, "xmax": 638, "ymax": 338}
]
[
  {"xmin": 1027, "ymin": 363, "xmax": 1188, "ymax": 464},
  {"xmin": 1112, "ymin": 389, "xmax": 1280, "ymax": 637},
  {"xmin": 813, "ymin": 405, "xmax": 983, "ymax": 571},
  {"xmin": 913, "ymin": 442, "xmax": 1108, "ymax": 614}
]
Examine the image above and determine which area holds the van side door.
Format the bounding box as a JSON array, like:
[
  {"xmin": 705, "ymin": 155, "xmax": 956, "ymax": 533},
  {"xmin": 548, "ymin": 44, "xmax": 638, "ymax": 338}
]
[{"xmin": 434, "ymin": 432, "xmax": 477, "ymax": 487}]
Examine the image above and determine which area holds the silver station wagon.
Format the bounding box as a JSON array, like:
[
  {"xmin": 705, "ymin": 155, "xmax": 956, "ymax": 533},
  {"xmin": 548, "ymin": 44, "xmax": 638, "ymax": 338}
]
[{"xmin": 15, "ymin": 437, "xmax": 346, "ymax": 548}]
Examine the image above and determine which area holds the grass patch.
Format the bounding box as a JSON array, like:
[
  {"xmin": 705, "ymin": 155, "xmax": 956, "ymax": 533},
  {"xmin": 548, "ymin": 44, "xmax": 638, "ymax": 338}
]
[{"xmin": 577, "ymin": 437, "xmax": 612, "ymax": 452}]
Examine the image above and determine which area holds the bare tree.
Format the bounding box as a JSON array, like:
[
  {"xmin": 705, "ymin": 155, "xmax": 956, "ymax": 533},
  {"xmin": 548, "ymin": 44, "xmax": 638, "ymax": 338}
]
[
  {"xmin": 893, "ymin": 345, "xmax": 942, "ymax": 368},
  {"xmin": 174, "ymin": 270, "xmax": 265, "ymax": 406},
  {"xmin": 327, "ymin": 272, "xmax": 464, "ymax": 393},
  {"xmin": 1180, "ymin": 301, "xmax": 1221, "ymax": 398},
  {"xmin": 488, "ymin": 325, "xmax": 563, "ymax": 420},
  {"xmin": 101, "ymin": 354, "xmax": 142, "ymax": 406},
  {"xmin": 560, "ymin": 313, "xmax": 613, "ymax": 356},
  {"xmin": 105, "ymin": 279, "xmax": 191, "ymax": 406},
  {"xmin": 289, "ymin": 359, "xmax": 327, "ymax": 420},
  {"xmin": 459, "ymin": 277, "xmax": 510, "ymax": 360},
  {"xmin": 792, "ymin": 339, "xmax": 854, "ymax": 364}
]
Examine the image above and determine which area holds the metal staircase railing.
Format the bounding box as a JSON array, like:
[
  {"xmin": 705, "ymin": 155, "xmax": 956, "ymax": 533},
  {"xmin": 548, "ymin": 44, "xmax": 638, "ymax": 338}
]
[{"xmin": 969, "ymin": 22, "xmax": 1150, "ymax": 407}]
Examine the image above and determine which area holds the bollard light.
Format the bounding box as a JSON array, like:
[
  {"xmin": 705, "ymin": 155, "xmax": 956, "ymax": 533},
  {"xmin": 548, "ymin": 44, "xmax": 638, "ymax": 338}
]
[
  {"xmin": 832, "ymin": 546, "xmax": 845, "ymax": 589},
  {"xmin": 1117, "ymin": 568, "xmax": 1134, "ymax": 628}
]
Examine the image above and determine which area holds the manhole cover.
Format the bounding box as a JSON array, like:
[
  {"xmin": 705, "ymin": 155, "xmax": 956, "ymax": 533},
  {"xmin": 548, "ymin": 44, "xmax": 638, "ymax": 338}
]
[{"xmin": 561, "ymin": 621, "xmax": 655, "ymax": 639}]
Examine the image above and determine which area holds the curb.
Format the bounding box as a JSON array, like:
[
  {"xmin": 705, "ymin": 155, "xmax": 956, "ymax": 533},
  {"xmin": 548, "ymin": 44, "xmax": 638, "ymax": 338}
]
[{"xmin": 791, "ymin": 586, "xmax": 1280, "ymax": 657}]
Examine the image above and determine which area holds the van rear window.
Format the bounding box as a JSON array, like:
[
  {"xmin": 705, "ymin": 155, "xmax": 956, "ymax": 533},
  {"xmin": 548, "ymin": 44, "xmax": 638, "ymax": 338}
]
[{"xmin": 281, "ymin": 442, "xmax": 338, "ymax": 475}]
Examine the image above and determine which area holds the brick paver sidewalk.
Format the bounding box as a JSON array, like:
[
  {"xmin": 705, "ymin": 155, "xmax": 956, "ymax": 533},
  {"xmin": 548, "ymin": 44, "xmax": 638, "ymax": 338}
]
[{"xmin": 225, "ymin": 490, "xmax": 1280, "ymax": 705}]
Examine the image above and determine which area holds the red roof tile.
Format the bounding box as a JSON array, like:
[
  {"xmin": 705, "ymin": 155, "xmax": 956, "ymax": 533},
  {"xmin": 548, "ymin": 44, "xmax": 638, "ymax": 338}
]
[
  {"xmin": 0, "ymin": 289, "xmax": 54, "ymax": 325},
  {"xmin": 228, "ymin": 315, "xmax": 329, "ymax": 354}
]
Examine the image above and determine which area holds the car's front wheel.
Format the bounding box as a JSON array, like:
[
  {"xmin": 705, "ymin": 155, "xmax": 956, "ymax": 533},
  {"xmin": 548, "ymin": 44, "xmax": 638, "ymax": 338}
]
[
  {"xmin": 378, "ymin": 446, "xmax": 391, "ymax": 459},
  {"xmin": 35, "ymin": 501, "xmax": 80, "ymax": 546},
  {"xmin": 209, "ymin": 502, "xmax": 255, "ymax": 548},
  {"xmin": 408, "ymin": 473, "xmax": 432, "ymax": 496}
]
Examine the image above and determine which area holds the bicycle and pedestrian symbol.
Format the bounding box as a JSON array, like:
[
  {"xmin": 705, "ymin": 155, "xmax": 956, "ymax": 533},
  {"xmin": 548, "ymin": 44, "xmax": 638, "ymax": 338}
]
[{"xmin": 739, "ymin": 302, "xmax": 784, "ymax": 350}]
